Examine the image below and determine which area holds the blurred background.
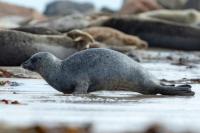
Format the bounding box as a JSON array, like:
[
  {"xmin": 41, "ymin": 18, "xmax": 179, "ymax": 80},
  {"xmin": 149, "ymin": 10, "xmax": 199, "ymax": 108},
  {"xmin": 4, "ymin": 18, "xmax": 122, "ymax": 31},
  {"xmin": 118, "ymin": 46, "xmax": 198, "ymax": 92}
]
[
  {"xmin": 1, "ymin": 1, "xmax": 200, "ymax": 133},
  {"xmin": 0, "ymin": 0, "xmax": 122, "ymax": 12}
]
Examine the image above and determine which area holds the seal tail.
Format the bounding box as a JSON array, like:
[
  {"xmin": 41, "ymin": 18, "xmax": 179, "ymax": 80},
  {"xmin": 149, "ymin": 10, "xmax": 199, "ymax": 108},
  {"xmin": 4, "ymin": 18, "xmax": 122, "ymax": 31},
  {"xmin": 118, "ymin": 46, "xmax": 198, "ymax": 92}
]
[{"xmin": 156, "ymin": 84, "xmax": 195, "ymax": 96}]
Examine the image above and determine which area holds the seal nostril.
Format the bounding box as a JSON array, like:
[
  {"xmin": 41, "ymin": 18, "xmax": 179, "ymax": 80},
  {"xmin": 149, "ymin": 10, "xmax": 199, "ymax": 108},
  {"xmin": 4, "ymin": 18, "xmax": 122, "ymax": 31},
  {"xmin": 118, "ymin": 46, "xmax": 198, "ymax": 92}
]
[{"xmin": 21, "ymin": 61, "xmax": 29, "ymax": 68}]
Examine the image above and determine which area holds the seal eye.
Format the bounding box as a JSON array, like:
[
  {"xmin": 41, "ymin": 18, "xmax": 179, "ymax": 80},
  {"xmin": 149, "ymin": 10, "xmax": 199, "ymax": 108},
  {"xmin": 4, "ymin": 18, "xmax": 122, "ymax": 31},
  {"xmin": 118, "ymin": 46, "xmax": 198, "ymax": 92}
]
[{"xmin": 31, "ymin": 58, "xmax": 37, "ymax": 63}]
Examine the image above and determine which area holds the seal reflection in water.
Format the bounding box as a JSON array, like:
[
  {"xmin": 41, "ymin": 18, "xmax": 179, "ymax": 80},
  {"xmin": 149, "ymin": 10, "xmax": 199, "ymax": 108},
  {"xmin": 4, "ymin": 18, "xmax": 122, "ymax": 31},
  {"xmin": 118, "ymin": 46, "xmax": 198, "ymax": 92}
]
[{"xmin": 22, "ymin": 48, "xmax": 194, "ymax": 96}]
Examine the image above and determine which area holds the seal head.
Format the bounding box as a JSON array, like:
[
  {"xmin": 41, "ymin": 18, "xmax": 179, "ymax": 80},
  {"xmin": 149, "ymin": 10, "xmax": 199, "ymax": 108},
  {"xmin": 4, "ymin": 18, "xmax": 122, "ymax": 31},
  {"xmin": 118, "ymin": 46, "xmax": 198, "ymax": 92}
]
[{"xmin": 22, "ymin": 52, "xmax": 53, "ymax": 72}]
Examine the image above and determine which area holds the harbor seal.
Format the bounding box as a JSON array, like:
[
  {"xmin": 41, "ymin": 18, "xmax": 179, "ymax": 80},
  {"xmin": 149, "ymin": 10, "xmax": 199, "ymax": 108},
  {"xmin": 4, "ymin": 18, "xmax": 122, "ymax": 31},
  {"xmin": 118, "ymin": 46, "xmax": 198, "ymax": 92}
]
[
  {"xmin": 11, "ymin": 27, "xmax": 62, "ymax": 35},
  {"xmin": 22, "ymin": 48, "xmax": 194, "ymax": 96},
  {"xmin": 82, "ymin": 26, "xmax": 148, "ymax": 49},
  {"xmin": 138, "ymin": 9, "xmax": 200, "ymax": 27},
  {"xmin": 67, "ymin": 29, "xmax": 142, "ymax": 61},
  {"xmin": 0, "ymin": 30, "xmax": 89, "ymax": 66},
  {"xmin": 67, "ymin": 28, "xmax": 147, "ymax": 51},
  {"xmin": 31, "ymin": 13, "xmax": 91, "ymax": 32},
  {"xmin": 100, "ymin": 16, "xmax": 200, "ymax": 50}
]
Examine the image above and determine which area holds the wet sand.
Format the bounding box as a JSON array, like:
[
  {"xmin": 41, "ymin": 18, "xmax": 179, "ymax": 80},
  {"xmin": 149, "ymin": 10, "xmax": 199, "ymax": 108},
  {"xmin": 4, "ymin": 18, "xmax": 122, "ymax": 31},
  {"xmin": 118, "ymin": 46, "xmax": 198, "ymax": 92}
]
[{"xmin": 0, "ymin": 49, "xmax": 200, "ymax": 133}]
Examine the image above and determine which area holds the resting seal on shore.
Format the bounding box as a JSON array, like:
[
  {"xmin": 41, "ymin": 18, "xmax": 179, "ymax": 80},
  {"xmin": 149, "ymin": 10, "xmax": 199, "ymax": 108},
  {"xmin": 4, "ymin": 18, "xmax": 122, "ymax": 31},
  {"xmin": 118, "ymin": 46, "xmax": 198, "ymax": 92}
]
[
  {"xmin": 11, "ymin": 27, "xmax": 62, "ymax": 35},
  {"xmin": 138, "ymin": 9, "xmax": 200, "ymax": 27},
  {"xmin": 82, "ymin": 26, "xmax": 148, "ymax": 49},
  {"xmin": 0, "ymin": 30, "xmax": 88, "ymax": 66},
  {"xmin": 67, "ymin": 29, "xmax": 147, "ymax": 51},
  {"xmin": 22, "ymin": 48, "xmax": 194, "ymax": 96},
  {"xmin": 100, "ymin": 16, "xmax": 200, "ymax": 50},
  {"xmin": 67, "ymin": 29, "xmax": 142, "ymax": 61}
]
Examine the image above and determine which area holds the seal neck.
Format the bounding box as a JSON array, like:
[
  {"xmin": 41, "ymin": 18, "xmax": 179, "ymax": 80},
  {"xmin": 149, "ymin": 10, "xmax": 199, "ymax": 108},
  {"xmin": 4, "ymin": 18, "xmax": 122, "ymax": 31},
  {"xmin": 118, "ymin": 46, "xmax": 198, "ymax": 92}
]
[{"xmin": 39, "ymin": 57, "xmax": 62, "ymax": 88}]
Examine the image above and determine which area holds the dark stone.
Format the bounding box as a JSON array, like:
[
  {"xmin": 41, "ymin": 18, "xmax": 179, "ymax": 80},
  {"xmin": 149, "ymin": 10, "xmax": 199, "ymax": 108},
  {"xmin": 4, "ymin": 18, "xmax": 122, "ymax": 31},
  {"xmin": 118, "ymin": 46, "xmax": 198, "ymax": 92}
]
[
  {"xmin": 44, "ymin": 0, "xmax": 95, "ymax": 16},
  {"xmin": 101, "ymin": 7, "xmax": 116, "ymax": 14}
]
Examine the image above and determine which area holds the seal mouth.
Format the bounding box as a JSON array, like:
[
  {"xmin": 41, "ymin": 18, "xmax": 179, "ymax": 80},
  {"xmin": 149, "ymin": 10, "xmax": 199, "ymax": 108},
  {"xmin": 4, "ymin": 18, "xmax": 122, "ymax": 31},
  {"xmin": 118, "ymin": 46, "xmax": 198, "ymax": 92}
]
[{"xmin": 21, "ymin": 60, "xmax": 35, "ymax": 71}]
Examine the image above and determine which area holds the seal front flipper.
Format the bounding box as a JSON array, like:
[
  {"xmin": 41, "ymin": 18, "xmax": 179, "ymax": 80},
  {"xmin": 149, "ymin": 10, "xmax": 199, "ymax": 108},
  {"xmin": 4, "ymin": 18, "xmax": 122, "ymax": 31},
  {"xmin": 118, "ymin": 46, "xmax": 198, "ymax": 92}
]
[
  {"xmin": 72, "ymin": 81, "xmax": 89, "ymax": 95},
  {"xmin": 155, "ymin": 85, "xmax": 195, "ymax": 96}
]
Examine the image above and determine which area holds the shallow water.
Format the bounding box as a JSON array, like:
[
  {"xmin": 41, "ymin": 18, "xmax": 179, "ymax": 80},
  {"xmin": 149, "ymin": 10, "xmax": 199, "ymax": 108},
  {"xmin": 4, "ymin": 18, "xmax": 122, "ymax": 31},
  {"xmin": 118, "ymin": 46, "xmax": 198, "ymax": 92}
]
[{"xmin": 0, "ymin": 50, "xmax": 200, "ymax": 133}]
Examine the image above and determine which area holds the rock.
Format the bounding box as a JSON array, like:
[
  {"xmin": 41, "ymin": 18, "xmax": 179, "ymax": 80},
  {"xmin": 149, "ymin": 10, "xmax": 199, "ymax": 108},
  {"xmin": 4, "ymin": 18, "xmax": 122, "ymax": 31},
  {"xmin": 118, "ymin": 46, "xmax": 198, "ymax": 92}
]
[
  {"xmin": 0, "ymin": 68, "xmax": 14, "ymax": 78},
  {"xmin": 119, "ymin": 0, "xmax": 162, "ymax": 14},
  {"xmin": 122, "ymin": 0, "xmax": 200, "ymax": 12},
  {"xmin": 144, "ymin": 124, "xmax": 170, "ymax": 133},
  {"xmin": 0, "ymin": 124, "xmax": 92, "ymax": 133},
  {"xmin": 0, "ymin": 99, "xmax": 21, "ymax": 105},
  {"xmin": 44, "ymin": 0, "xmax": 95, "ymax": 16},
  {"xmin": 0, "ymin": 80, "xmax": 21, "ymax": 86},
  {"xmin": 0, "ymin": 1, "xmax": 45, "ymax": 19},
  {"xmin": 101, "ymin": 7, "xmax": 116, "ymax": 14},
  {"xmin": 0, "ymin": 1, "xmax": 46, "ymax": 28}
]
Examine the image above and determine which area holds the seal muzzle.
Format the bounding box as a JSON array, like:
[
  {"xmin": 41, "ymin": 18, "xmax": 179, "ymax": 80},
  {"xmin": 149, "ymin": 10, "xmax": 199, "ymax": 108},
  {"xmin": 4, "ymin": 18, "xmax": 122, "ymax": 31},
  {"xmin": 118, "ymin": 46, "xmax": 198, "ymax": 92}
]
[{"xmin": 21, "ymin": 60, "xmax": 35, "ymax": 71}]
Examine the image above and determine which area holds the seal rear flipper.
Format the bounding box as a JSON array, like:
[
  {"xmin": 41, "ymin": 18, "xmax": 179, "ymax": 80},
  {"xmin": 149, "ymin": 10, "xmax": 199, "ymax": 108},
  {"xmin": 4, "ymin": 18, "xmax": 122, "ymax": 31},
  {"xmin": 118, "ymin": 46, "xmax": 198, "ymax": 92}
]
[
  {"xmin": 156, "ymin": 85, "xmax": 195, "ymax": 96},
  {"xmin": 176, "ymin": 84, "xmax": 192, "ymax": 88}
]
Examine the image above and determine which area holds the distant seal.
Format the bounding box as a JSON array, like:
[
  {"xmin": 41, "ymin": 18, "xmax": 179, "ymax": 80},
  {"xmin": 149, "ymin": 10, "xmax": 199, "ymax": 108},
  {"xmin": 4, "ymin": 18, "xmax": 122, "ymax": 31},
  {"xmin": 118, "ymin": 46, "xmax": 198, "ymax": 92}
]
[
  {"xmin": 22, "ymin": 48, "xmax": 194, "ymax": 96},
  {"xmin": 67, "ymin": 29, "xmax": 147, "ymax": 51},
  {"xmin": 82, "ymin": 26, "xmax": 148, "ymax": 49},
  {"xmin": 100, "ymin": 16, "xmax": 200, "ymax": 50},
  {"xmin": 31, "ymin": 14, "xmax": 91, "ymax": 32},
  {"xmin": 138, "ymin": 9, "xmax": 200, "ymax": 27},
  {"xmin": 67, "ymin": 29, "xmax": 142, "ymax": 61},
  {"xmin": 29, "ymin": 13, "xmax": 111, "ymax": 33},
  {"xmin": 0, "ymin": 30, "xmax": 88, "ymax": 66},
  {"xmin": 11, "ymin": 27, "xmax": 62, "ymax": 35}
]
